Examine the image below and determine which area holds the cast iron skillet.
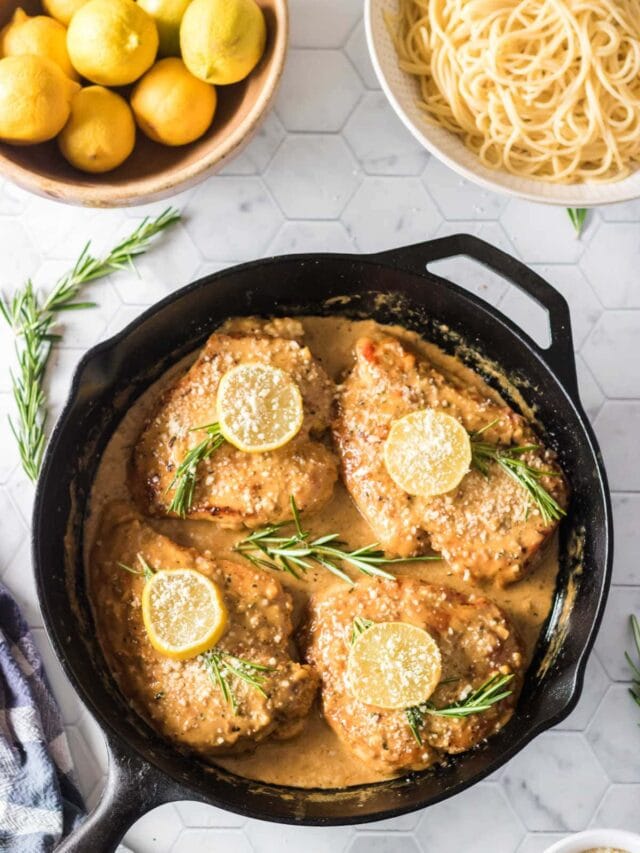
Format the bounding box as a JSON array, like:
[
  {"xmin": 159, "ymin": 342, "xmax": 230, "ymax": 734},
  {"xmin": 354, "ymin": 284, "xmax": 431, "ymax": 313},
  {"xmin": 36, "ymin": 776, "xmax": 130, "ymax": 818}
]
[{"xmin": 32, "ymin": 235, "xmax": 612, "ymax": 852}]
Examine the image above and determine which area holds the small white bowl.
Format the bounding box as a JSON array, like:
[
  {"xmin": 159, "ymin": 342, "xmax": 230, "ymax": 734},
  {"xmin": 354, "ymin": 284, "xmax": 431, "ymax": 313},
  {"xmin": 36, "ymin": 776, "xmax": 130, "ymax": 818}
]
[
  {"xmin": 364, "ymin": 0, "xmax": 640, "ymax": 206},
  {"xmin": 544, "ymin": 829, "xmax": 640, "ymax": 853}
]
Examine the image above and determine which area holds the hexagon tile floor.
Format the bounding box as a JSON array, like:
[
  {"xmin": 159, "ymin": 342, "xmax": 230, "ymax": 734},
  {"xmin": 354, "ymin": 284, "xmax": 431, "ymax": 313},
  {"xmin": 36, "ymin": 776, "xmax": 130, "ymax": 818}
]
[{"xmin": 1, "ymin": 2, "xmax": 640, "ymax": 851}]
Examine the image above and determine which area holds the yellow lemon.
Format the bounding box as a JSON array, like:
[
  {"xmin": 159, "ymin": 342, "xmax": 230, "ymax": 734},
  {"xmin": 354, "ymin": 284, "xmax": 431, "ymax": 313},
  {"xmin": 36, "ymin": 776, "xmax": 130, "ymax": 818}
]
[
  {"xmin": 0, "ymin": 8, "xmax": 78, "ymax": 80},
  {"xmin": 58, "ymin": 86, "xmax": 136, "ymax": 173},
  {"xmin": 42, "ymin": 0, "xmax": 90, "ymax": 27},
  {"xmin": 0, "ymin": 54, "xmax": 79, "ymax": 144},
  {"xmin": 384, "ymin": 409, "xmax": 472, "ymax": 498},
  {"xmin": 138, "ymin": 0, "xmax": 192, "ymax": 56},
  {"xmin": 180, "ymin": 0, "xmax": 266, "ymax": 85},
  {"xmin": 131, "ymin": 57, "xmax": 216, "ymax": 145},
  {"xmin": 347, "ymin": 621, "xmax": 442, "ymax": 709},
  {"xmin": 67, "ymin": 0, "xmax": 158, "ymax": 86},
  {"xmin": 216, "ymin": 363, "xmax": 304, "ymax": 453},
  {"xmin": 142, "ymin": 568, "xmax": 228, "ymax": 660}
]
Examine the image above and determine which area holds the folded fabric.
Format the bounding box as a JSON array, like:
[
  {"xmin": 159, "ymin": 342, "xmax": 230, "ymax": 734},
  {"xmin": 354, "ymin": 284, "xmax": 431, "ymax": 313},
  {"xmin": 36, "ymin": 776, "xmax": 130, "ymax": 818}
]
[{"xmin": 0, "ymin": 581, "xmax": 84, "ymax": 853}]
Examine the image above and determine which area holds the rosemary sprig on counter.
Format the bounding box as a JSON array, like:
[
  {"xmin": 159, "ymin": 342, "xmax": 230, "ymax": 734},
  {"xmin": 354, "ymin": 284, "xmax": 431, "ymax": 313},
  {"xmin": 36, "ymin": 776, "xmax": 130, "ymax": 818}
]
[
  {"xmin": 0, "ymin": 207, "xmax": 180, "ymax": 481},
  {"xmin": 166, "ymin": 422, "xmax": 226, "ymax": 516},
  {"xmin": 470, "ymin": 421, "xmax": 565, "ymax": 525},
  {"xmin": 235, "ymin": 496, "xmax": 437, "ymax": 584},
  {"xmin": 201, "ymin": 649, "xmax": 272, "ymax": 713},
  {"xmin": 406, "ymin": 673, "xmax": 515, "ymax": 745},
  {"xmin": 566, "ymin": 207, "xmax": 587, "ymax": 237},
  {"xmin": 626, "ymin": 614, "xmax": 640, "ymax": 714}
]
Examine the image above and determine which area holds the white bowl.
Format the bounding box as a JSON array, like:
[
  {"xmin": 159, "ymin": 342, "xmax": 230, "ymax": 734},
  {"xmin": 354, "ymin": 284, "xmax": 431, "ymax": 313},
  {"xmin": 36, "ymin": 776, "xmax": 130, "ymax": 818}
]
[
  {"xmin": 543, "ymin": 829, "xmax": 640, "ymax": 853},
  {"xmin": 364, "ymin": 0, "xmax": 640, "ymax": 206}
]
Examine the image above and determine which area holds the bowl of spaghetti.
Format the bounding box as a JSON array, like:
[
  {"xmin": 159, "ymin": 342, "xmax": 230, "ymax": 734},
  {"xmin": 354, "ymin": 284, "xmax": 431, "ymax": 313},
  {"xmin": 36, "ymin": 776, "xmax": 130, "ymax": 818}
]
[{"xmin": 365, "ymin": 0, "xmax": 640, "ymax": 205}]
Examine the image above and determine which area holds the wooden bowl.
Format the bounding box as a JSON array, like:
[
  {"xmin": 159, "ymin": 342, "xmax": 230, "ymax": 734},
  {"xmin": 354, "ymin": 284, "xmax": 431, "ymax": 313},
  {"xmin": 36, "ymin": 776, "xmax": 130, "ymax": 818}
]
[{"xmin": 0, "ymin": 0, "xmax": 288, "ymax": 206}]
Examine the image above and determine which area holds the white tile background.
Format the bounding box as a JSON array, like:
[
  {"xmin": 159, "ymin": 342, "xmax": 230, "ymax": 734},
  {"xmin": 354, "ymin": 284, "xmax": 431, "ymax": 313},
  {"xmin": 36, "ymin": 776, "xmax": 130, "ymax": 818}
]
[{"xmin": 0, "ymin": 0, "xmax": 639, "ymax": 849}]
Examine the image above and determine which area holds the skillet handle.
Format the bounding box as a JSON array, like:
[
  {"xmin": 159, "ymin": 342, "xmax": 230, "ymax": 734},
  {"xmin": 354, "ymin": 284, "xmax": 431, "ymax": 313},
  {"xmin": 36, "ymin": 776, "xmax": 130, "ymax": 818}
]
[
  {"xmin": 372, "ymin": 234, "xmax": 580, "ymax": 400},
  {"xmin": 56, "ymin": 733, "xmax": 202, "ymax": 853}
]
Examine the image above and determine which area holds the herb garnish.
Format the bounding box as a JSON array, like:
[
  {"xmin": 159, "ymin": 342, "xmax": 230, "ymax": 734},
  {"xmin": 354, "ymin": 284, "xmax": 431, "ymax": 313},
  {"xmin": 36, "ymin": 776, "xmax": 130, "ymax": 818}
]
[
  {"xmin": 117, "ymin": 553, "xmax": 270, "ymax": 710},
  {"xmin": 0, "ymin": 208, "xmax": 180, "ymax": 481},
  {"xmin": 626, "ymin": 614, "xmax": 640, "ymax": 714},
  {"xmin": 166, "ymin": 422, "xmax": 226, "ymax": 516},
  {"xmin": 470, "ymin": 420, "xmax": 565, "ymax": 525},
  {"xmin": 235, "ymin": 496, "xmax": 437, "ymax": 584},
  {"xmin": 405, "ymin": 673, "xmax": 515, "ymax": 745},
  {"xmin": 201, "ymin": 649, "xmax": 272, "ymax": 712},
  {"xmin": 350, "ymin": 616, "xmax": 374, "ymax": 645},
  {"xmin": 348, "ymin": 617, "xmax": 513, "ymax": 745},
  {"xmin": 566, "ymin": 207, "xmax": 587, "ymax": 237}
]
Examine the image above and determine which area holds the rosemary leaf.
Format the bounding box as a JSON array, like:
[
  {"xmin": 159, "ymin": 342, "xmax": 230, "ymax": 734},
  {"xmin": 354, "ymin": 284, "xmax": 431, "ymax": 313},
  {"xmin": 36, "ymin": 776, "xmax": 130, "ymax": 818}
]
[
  {"xmin": 406, "ymin": 673, "xmax": 514, "ymax": 744},
  {"xmin": 350, "ymin": 616, "xmax": 374, "ymax": 645},
  {"xmin": 235, "ymin": 496, "xmax": 438, "ymax": 583},
  {"xmin": 165, "ymin": 422, "xmax": 226, "ymax": 517},
  {"xmin": 626, "ymin": 614, "xmax": 640, "ymax": 714},
  {"xmin": 470, "ymin": 421, "xmax": 565, "ymax": 525},
  {"xmin": 0, "ymin": 208, "xmax": 180, "ymax": 481},
  {"xmin": 566, "ymin": 207, "xmax": 587, "ymax": 237},
  {"xmin": 200, "ymin": 649, "xmax": 272, "ymax": 712}
]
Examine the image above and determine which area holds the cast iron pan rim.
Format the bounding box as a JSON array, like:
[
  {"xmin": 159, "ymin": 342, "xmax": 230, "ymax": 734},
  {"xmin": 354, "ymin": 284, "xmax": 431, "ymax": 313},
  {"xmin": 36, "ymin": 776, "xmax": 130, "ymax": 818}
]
[{"xmin": 32, "ymin": 240, "xmax": 613, "ymax": 826}]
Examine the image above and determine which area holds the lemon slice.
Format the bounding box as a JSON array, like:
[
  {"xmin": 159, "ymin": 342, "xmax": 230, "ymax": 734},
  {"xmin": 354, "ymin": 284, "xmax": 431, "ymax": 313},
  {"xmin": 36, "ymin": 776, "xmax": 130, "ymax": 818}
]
[
  {"xmin": 348, "ymin": 621, "xmax": 442, "ymax": 709},
  {"xmin": 142, "ymin": 568, "xmax": 227, "ymax": 660},
  {"xmin": 216, "ymin": 363, "xmax": 304, "ymax": 453},
  {"xmin": 384, "ymin": 409, "xmax": 471, "ymax": 497}
]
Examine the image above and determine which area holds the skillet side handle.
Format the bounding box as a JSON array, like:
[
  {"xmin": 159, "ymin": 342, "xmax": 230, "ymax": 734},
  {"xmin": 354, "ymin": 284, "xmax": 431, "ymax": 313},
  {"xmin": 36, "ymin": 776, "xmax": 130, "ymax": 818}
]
[
  {"xmin": 372, "ymin": 234, "xmax": 580, "ymax": 401},
  {"xmin": 57, "ymin": 734, "xmax": 196, "ymax": 853}
]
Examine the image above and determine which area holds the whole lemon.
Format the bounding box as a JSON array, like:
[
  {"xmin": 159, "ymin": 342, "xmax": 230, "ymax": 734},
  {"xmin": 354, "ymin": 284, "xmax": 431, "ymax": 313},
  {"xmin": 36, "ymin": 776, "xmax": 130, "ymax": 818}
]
[
  {"xmin": 42, "ymin": 0, "xmax": 89, "ymax": 27},
  {"xmin": 137, "ymin": 0, "xmax": 192, "ymax": 56},
  {"xmin": 67, "ymin": 0, "xmax": 158, "ymax": 86},
  {"xmin": 131, "ymin": 57, "xmax": 216, "ymax": 145},
  {"xmin": 0, "ymin": 8, "xmax": 79, "ymax": 80},
  {"xmin": 0, "ymin": 54, "xmax": 79, "ymax": 144},
  {"xmin": 58, "ymin": 86, "xmax": 136, "ymax": 172},
  {"xmin": 180, "ymin": 0, "xmax": 266, "ymax": 85}
]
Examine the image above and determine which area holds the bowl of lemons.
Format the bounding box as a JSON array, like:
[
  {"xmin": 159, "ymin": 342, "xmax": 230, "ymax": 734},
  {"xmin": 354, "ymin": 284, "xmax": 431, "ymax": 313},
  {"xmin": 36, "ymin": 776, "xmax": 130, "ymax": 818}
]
[{"xmin": 0, "ymin": 0, "xmax": 287, "ymax": 205}]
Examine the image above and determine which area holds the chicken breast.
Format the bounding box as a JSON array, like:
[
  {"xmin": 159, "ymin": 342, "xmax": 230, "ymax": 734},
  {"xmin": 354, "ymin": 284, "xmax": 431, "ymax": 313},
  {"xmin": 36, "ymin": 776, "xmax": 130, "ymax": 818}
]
[
  {"xmin": 90, "ymin": 502, "xmax": 319, "ymax": 759},
  {"xmin": 333, "ymin": 336, "xmax": 568, "ymax": 585},
  {"xmin": 302, "ymin": 576, "xmax": 523, "ymax": 775},
  {"xmin": 130, "ymin": 319, "xmax": 338, "ymax": 527}
]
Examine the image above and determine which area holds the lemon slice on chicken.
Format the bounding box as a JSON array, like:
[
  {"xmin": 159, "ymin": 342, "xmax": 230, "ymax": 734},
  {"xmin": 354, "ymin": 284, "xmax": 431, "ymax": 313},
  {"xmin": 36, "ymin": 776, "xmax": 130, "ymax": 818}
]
[
  {"xmin": 216, "ymin": 363, "xmax": 304, "ymax": 453},
  {"xmin": 142, "ymin": 569, "xmax": 227, "ymax": 660},
  {"xmin": 348, "ymin": 621, "xmax": 442, "ymax": 709},
  {"xmin": 384, "ymin": 408, "xmax": 471, "ymax": 497}
]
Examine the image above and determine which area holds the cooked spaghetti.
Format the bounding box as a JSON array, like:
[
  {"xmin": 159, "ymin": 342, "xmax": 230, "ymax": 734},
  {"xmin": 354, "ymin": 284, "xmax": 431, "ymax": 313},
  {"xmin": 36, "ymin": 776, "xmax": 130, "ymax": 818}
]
[{"xmin": 386, "ymin": 0, "xmax": 640, "ymax": 183}]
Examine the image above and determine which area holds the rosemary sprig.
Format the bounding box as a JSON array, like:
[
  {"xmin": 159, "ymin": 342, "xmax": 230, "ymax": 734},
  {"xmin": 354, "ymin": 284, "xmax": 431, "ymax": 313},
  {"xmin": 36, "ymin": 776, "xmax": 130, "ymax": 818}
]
[
  {"xmin": 201, "ymin": 649, "xmax": 272, "ymax": 712},
  {"xmin": 166, "ymin": 422, "xmax": 226, "ymax": 516},
  {"xmin": 626, "ymin": 614, "xmax": 640, "ymax": 713},
  {"xmin": 566, "ymin": 207, "xmax": 587, "ymax": 237},
  {"xmin": 116, "ymin": 555, "xmax": 271, "ymax": 711},
  {"xmin": 235, "ymin": 496, "xmax": 437, "ymax": 584},
  {"xmin": 0, "ymin": 208, "xmax": 180, "ymax": 481},
  {"xmin": 470, "ymin": 421, "xmax": 565, "ymax": 525},
  {"xmin": 350, "ymin": 616, "xmax": 374, "ymax": 645},
  {"xmin": 406, "ymin": 673, "xmax": 515, "ymax": 745},
  {"xmin": 118, "ymin": 553, "xmax": 156, "ymax": 581}
]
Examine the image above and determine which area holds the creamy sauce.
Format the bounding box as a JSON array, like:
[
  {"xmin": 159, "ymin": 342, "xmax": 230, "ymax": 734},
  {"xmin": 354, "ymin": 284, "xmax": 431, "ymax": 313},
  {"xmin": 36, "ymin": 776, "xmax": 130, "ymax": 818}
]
[{"xmin": 86, "ymin": 316, "xmax": 559, "ymax": 788}]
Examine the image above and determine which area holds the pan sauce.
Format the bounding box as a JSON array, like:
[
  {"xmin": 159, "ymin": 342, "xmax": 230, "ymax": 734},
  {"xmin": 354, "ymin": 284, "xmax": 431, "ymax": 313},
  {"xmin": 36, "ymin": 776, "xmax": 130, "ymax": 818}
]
[{"xmin": 86, "ymin": 316, "xmax": 560, "ymax": 788}]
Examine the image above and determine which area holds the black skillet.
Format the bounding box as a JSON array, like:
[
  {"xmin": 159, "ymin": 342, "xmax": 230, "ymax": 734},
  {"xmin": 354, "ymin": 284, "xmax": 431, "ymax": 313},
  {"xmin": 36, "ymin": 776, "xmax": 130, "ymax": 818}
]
[{"xmin": 32, "ymin": 234, "xmax": 612, "ymax": 852}]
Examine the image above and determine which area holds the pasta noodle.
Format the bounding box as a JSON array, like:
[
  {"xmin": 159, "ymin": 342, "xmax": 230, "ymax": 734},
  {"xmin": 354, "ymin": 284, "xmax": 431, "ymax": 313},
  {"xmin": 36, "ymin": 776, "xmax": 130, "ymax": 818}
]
[{"xmin": 386, "ymin": 0, "xmax": 640, "ymax": 182}]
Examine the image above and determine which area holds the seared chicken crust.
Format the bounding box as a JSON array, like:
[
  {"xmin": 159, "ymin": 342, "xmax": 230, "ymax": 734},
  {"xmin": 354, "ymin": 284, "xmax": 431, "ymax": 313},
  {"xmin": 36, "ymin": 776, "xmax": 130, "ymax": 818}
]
[
  {"xmin": 131, "ymin": 319, "xmax": 338, "ymax": 527},
  {"xmin": 90, "ymin": 502, "xmax": 319, "ymax": 758},
  {"xmin": 302, "ymin": 576, "xmax": 524, "ymax": 775},
  {"xmin": 333, "ymin": 335, "xmax": 568, "ymax": 585}
]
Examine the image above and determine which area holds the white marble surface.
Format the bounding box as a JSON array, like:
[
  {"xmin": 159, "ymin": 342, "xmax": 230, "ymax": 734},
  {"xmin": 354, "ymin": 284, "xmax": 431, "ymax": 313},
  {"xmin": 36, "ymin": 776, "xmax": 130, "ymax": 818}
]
[{"xmin": 0, "ymin": 1, "xmax": 639, "ymax": 850}]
